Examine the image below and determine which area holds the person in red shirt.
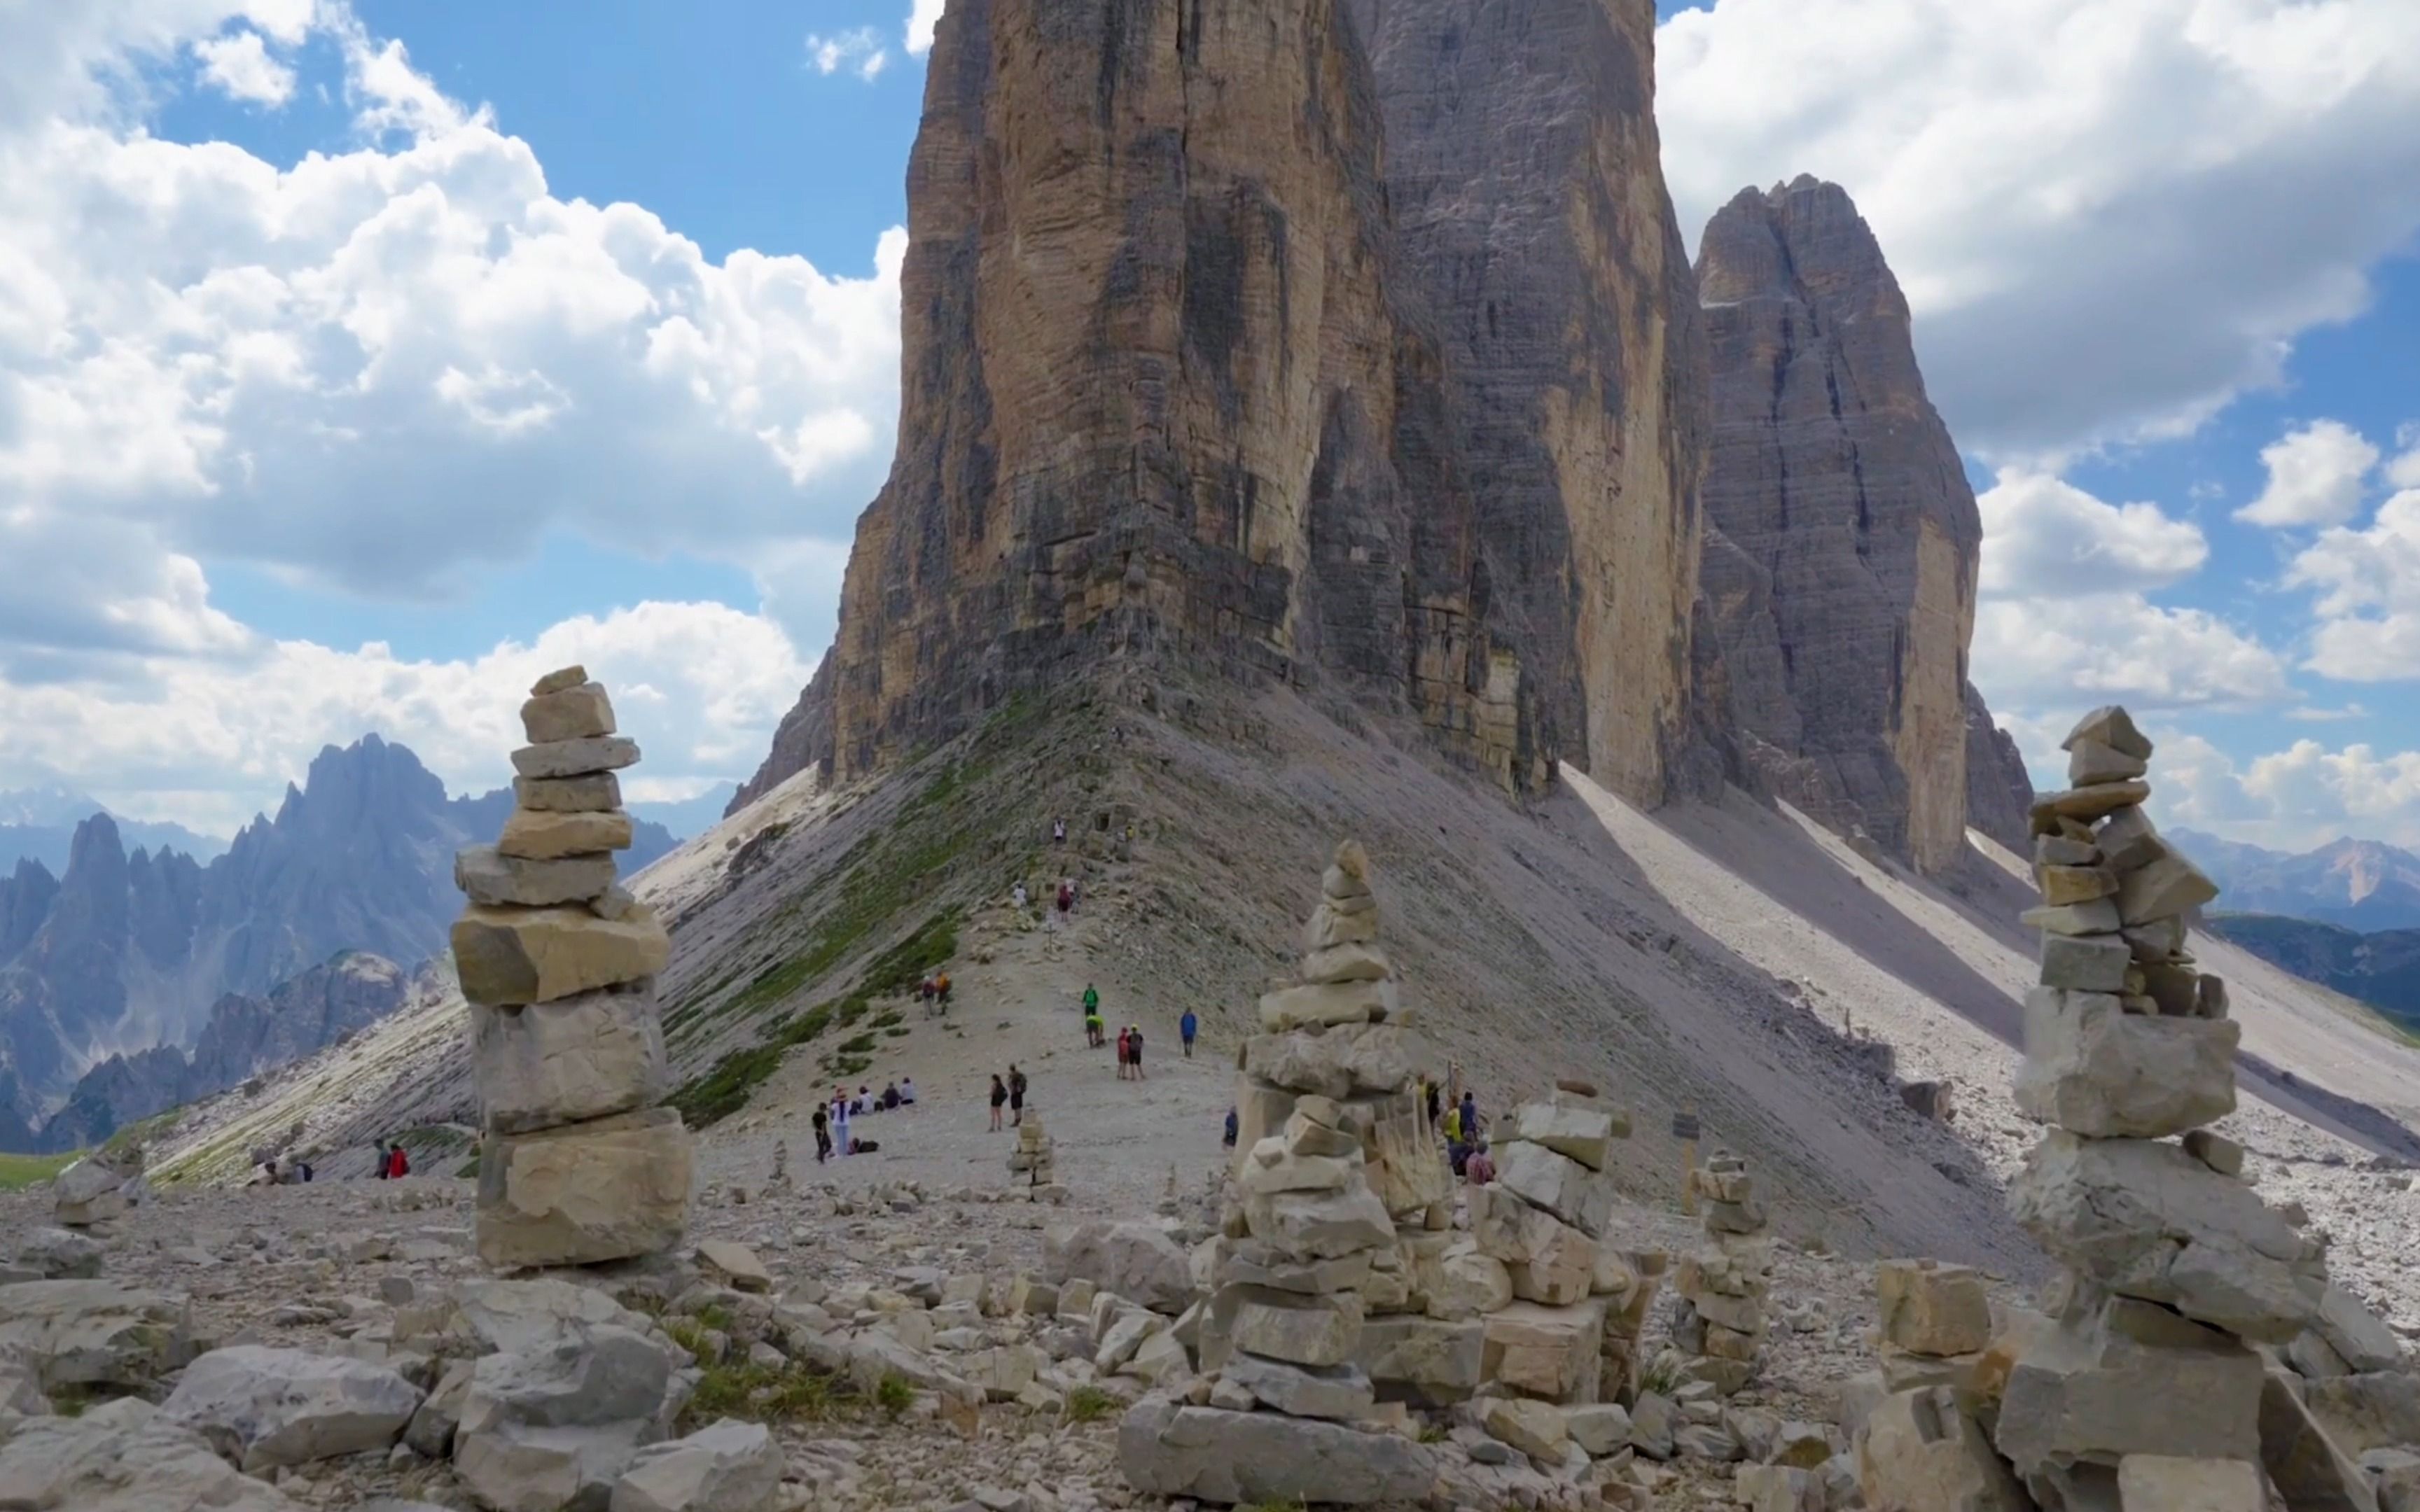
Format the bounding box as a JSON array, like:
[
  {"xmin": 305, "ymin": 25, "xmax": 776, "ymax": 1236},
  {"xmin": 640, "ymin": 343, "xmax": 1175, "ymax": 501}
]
[
  {"xmin": 387, "ymin": 1141, "xmax": 410, "ymax": 1179},
  {"xmin": 1463, "ymin": 1140, "xmax": 1495, "ymax": 1186}
]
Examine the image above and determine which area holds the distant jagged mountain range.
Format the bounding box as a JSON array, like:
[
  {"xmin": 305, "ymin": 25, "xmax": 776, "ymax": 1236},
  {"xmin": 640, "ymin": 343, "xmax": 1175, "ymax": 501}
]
[
  {"xmin": 0, "ymin": 736, "xmax": 677, "ymax": 1147},
  {"xmin": 0, "ymin": 787, "xmax": 228, "ymax": 874},
  {"xmin": 2206, "ymin": 913, "xmax": 2420, "ymax": 1034},
  {"xmin": 2173, "ymin": 828, "xmax": 2420, "ymax": 932}
]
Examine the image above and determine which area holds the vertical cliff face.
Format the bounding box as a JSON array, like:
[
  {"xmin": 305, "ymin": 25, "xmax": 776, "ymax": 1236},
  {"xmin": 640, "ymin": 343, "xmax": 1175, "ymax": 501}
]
[
  {"xmin": 1695, "ymin": 176, "xmax": 1997, "ymax": 873},
  {"xmin": 1346, "ymin": 0, "xmax": 1711, "ymax": 799},
  {"xmin": 742, "ymin": 0, "xmax": 1714, "ymax": 806}
]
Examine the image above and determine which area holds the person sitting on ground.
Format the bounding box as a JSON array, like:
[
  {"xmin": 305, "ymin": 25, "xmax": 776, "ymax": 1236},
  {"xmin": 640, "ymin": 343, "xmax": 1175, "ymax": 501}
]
[
  {"xmin": 252, "ymin": 1157, "xmax": 279, "ymax": 1186},
  {"xmin": 882, "ymin": 1081, "xmax": 900, "ymax": 1111},
  {"xmin": 1223, "ymin": 1106, "xmax": 1239, "ymax": 1147},
  {"xmin": 899, "ymin": 1076, "xmax": 917, "ymax": 1106},
  {"xmin": 854, "ymin": 1086, "xmax": 872, "ymax": 1115},
  {"xmin": 1464, "ymin": 1138, "xmax": 1496, "ymax": 1186}
]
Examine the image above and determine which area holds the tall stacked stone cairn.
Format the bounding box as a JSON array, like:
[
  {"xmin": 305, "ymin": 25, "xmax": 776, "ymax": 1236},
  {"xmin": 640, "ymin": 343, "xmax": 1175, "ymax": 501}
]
[
  {"xmin": 1849, "ymin": 703, "xmax": 2367, "ymax": 1511},
  {"xmin": 1120, "ymin": 840, "xmax": 1444, "ymax": 1505},
  {"xmin": 1667, "ymin": 1149, "xmax": 1773, "ymax": 1396},
  {"xmin": 1008, "ymin": 1116, "xmax": 1057, "ymax": 1190},
  {"xmin": 452, "ymin": 665, "xmax": 692, "ymax": 1270}
]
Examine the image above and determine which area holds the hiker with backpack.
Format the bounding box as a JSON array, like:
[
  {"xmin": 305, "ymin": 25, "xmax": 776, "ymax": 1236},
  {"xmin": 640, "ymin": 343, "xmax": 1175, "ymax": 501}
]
[{"xmin": 1179, "ymin": 1008, "xmax": 1197, "ymax": 1058}]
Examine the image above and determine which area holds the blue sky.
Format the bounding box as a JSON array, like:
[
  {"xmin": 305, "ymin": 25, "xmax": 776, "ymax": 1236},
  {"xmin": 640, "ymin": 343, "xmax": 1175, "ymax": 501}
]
[{"xmin": 1, "ymin": 0, "xmax": 2417, "ymax": 853}]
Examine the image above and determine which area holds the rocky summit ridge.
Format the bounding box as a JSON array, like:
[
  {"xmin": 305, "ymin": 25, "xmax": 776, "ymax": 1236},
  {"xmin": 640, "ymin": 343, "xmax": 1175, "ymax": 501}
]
[
  {"xmin": 0, "ymin": 736, "xmax": 678, "ymax": 1148},
  {"xmin": 735, "ymin": 0, "xmax": 2030, "ymax": 878}
]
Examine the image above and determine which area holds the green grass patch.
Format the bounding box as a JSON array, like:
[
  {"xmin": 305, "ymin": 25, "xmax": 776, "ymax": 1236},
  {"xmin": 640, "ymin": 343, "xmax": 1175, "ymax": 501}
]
[
  {"xmin": 1064, "ymin": 1385, "xmax": 1118, "ymax": 1424},
  {"xmin": 0, "ymin": 1152, "xmax": 78, "ymax": 1191},
  {"xmin": 669, "ymin": 909, "xmax": 959, "ymax": 1130},
  {"xmin": 874, "ymin": 1372, "xmax": 914, "ymax": 1418}
]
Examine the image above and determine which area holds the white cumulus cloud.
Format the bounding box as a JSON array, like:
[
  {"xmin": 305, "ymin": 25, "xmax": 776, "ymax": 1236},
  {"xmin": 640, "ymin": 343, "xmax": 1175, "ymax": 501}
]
[
  {"xmin": 0, "ymin": 4, "xmax": 905, "ymax": 636},
  {"xmin": 806, "ymin": 27, "xmax": 888, "ymax": 81},
  {"xmin": 1970, "ymin": 594, "xmax": 2289, "ymax": 715},
  {"xmin": 192, "ymin": 28, "xmax": 295, "ymax": 105},
  {"xmin": 0, "ymin": 600, "xmax": 812, "ymax": 835},
  {"xmin": 1657, "ymin": 0, "xmax": 2420, "ymax": 462},
  {"xmin": 2153, "ymin": 732, "xmax": 2420, "ymax": 850},
  {"xmin": 906, "ymin": 0, "xmax": 946, "ymax": 57},
  {"xmin": 1978, "ymin": 471, "xmax": 2208, "ymax": 598},
  {"xmin": 2286, "ymin": 486, "xmax": 2420, "ymax": 682},
  {"xmin": 2237, "ymin": 419, "xmax": 2382, "ymax": 528}
]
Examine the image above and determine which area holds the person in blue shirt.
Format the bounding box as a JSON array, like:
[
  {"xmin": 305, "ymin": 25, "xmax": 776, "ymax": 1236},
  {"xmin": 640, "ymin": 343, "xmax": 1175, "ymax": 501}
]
[
  {"xmin": 1223, "ymin": 1107, "xmax": 1238, "ymax": 1148},
  {"xmin": 1179, "ymin": 1009, "xmax": 1198, "ymax": 1058}
]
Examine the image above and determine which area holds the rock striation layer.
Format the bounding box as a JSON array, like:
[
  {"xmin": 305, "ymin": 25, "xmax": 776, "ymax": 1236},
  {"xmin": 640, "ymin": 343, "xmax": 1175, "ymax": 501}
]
[
  {"xmin": 452, "ymin": 666, "xmax": 692, "ymax": 1270},
  {"xmin": 737, "ymin": 0, "xmax": 1719, "ymax": 809},
  {"xmin": 1695, "ymin": 176, "xmax": 2021, "ymax": 872}
]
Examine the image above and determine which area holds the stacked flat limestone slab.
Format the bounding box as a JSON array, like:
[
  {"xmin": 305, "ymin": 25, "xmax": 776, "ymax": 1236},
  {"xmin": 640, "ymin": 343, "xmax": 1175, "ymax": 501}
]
[
  {"xmin": 1008, "ymin": 1116, "xmax": 1056, "ymax": 1186},
  {"xmin": 1992, "ymin": 706, "xmax": 2331, "ymax": 1510},
  {"xmin": 1465, "ymin": 1086, "xmax": 1642, "ymax": 1411},
  {"xmin": 1668, "ymin": 1149, "xmax": 1773, "ymax": 1396},
  {"xmin": 1122, "ymin": 841, "xmax": 1438, "ymax": 1505},
  {"xmin": 452, "ymin": 665, "xmax": 693, "ymax": 1270}
]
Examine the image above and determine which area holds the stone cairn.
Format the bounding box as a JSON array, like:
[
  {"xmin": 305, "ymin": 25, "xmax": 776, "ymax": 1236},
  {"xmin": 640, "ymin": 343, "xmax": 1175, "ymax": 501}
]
[
  {"xmin": 1008, "ymin": 1115, "xmax": 1057, "ymax": 1190},
  {"xmin": 1667, "ymin": 1148, "xmax": 1772, "ymax": 1396},
  {"xmin": 1854, "ymin": 704, "xmax": 2351, "ymax": 1512},
  {"xmin": 1122, "ymin": 840, "xmax": 1448, "ymax": 1506},
  {"xmin": 52, "ymin": 1142, "xmax": 146, "ymax": 1228},
  {"xmin": 452, "ymin": 664, "xmax": 693, "ymax": 1270}
]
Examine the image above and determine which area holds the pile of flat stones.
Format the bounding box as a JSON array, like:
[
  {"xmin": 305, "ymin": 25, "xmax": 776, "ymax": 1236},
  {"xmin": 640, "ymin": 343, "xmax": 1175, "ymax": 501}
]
[
  {"xmin": 1008, "ymin": 1116, "xmax": 1059, "ymax": 1193},
  {"xmin": 452, "ymin": 664, "xmax": 693, "ymax": 1269},
  {"xmin": 1668, "ymin": 1149, "xmax": 1772, "ymax": 1396},
  {"xmin": 1121, "ymin": 840, "xmax": 1443, "ymax": 1506},
  {"xmin": 1843, "ymin": 704, "xmax": 2420, "ymax": 1512},
  {"xmin": 51, "ymin": 1143, "xmax": 148, "ymax": 1228}
]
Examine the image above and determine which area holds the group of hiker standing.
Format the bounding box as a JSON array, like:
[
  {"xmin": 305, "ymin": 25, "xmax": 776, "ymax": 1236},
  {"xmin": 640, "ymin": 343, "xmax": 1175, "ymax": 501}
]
[{"xmin": 988, "ymin": 1064, "xmax": 1029, "ymax": 1129}]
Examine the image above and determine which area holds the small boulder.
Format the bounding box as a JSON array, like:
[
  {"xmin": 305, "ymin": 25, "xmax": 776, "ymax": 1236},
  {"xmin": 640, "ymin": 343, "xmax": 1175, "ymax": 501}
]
[{"xmin": 163, "ymin": 1345, "xmax": 423, "ymax": 1472}]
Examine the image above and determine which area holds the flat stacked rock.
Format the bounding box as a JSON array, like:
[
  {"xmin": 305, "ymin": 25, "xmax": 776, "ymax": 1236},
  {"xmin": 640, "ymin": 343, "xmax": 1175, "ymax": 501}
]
[
  {"xmin": 1008, "ymin": 1117, "xmax": 1057, "ymax": 1187},
  {"xmin": 1122, "ymin": 841, "xmax": 1436, "ymax": 1505},
  {"xmin": 1667, "ymin": 1149, "xmax": 1772, "ymax": 1396},
  {"xmin": 1991, "ymin": 706, "xmax": 2332, "ymax": 1508},
  {"xmin": 453, "ymin": 665, "xmax": 692, "ymax": 1270}
]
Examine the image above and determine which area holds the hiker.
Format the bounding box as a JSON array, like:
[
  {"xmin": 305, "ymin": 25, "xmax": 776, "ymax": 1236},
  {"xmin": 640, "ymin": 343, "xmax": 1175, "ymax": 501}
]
[
  {"xmin": 1052, "ymin": 817, "xmax": 1066, "ymax": 845},
  {"xmin": 1009, "ymin": 1064, "xmax": 1028, "ymax": 1125},
  {"xmin": 1424, "ymin": 1078, "xmax": 1442, "ymax": 1130},
  {"xmin": 1082, "ymin": 982, "xmax": 1100, "ymax": 1018},
  {"xmin": 1442, "ymin": 1101, "xmax": 1462, "ymax": 1145},
  {"xmin": 899, "ymin": 1076, "xmax": 917, "ymax": 1107},
  {"xmin": 936, "ymin": 972, "xmax": 952, "ymax": 1011},
  {"xmin": 1013, "ymin": 881, "xmax": 1029, "ymax": 910},
  {"xmin": 371, "ymin": 1140, "xmax": 389, "ymax": 1178},
  {"xmin": 1114, "ymin": 1026, "xmax": 1130, "ymax": 1079},
  {"xmin": 833, "ymin": 1094, "xmax": 852, "ymax": 1156},
  {"xmin": 918, "ymin": 976, "xmax": 933, "ymax": 1009},
  {"xmin": 253, "ymin": 1157, "xmax": 278, "ymax": 1186},
  {"xmin": 1055, "ymin": 879, "xmax": 1073, "ymax": 925},
  {"xmin": 1085, "ymin": 1002, "xmax": 1105, "ymax": 1048},
  {"xmin": 989, "ymin": 1074, "xmax": 1008, "ymax": 1132},
  {"xmin": 1459, "ymin": 1091, "xmax": 1480, "ymax": 1143},
  {"xmin": 812, "ymin": 1103, "xmax": 833, "ymax": 1163},
  {"xmin": 1223, "ymin": 1107, "xmax": 1239, "ymax": 1148},
  {"xmin": 882, "ymin": 1082, "xmax": 900, "ymax": 1111},
  {"xmin": 1464, "ymin": 1138, "xmax": 1496, "ymax": 1186},
  {"xmin": 387, "ymin": 1141, "xmax": 410, "ymax": 1179},
  {"xmin": 1127, "ymin": 1023, "xmax": 1146, "ymax": 1080},
  {"xmin": 1179, "ymin": 1008, "xmax": 1197, "ymax": 1058}
]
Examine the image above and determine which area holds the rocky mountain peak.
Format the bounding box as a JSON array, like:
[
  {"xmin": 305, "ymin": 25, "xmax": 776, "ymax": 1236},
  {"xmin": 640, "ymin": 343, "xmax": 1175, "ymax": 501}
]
[
  {"xmin": 1695, "ymin": 175, "xmax": 2022, "ymax": 871},
  {"xmin": 738, "ymin": 0, "xmax": 1718, "ymax": 808}
]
